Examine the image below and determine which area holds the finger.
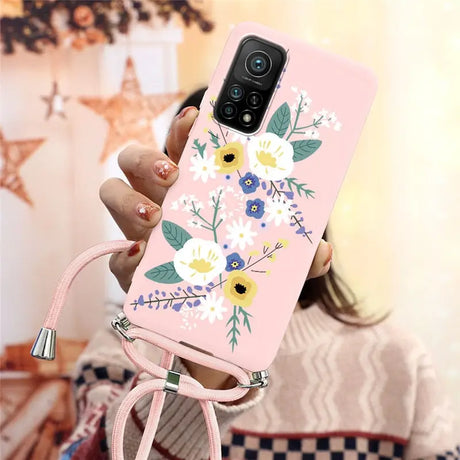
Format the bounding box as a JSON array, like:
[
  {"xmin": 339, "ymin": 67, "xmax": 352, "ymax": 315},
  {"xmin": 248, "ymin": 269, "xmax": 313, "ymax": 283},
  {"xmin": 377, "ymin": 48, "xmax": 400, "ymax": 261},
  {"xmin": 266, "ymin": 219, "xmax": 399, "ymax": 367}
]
[
  {"xmin": 118, "ymin": 144, "xmax": 179, "ymax": 207},
  {"xmin": 307, "ymin": 239, "xmax": 333, "ymax": 279},
  {"xmin": 165, "ymin": 106, "xmax": 199, "ymax": 164},
  {"xmin": 99, "ymin": 178, "xmax": 161, "ymax": 241},
  {"xmin": 109, "ymin": 240, "xmax": 146, "ymax": 292}
]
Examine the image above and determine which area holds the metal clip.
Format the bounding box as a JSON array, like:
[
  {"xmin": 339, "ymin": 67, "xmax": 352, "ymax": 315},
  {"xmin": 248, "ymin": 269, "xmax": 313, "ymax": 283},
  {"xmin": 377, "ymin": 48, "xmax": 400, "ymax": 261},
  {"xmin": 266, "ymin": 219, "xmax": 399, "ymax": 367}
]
[
  {"xmin": 164, "ymin": 370, "xmax": 181, "ymax": 394},
  {"xmin": 237, "ymin": 369, "xmax": 269, "ymax": 389},
  {"xmin": 111, "ymin": 312, "xmax": 135, "ymax": 342}
]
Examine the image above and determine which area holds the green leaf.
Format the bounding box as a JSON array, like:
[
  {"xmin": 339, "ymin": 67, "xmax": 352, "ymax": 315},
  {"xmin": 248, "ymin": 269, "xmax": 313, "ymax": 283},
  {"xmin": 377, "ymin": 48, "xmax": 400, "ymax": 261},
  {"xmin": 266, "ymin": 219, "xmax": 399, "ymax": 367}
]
[
  {"xmin": 209, "ymin": 130, "xmax": 220, "ymax": 149},
  {"xmin": 291, "ymin": 139, "xmax": 322, "ymax": 162},
  {"xmin": 285, "ymin": 177, "xmax": 316, "ymax": 199},
  {"xmin": 162, "ymin": 221, "xmax": 192, "ymax": 251},
  {"xmin": 192, "ymin": 139, "xmax": 206, "ymax": 158},
  {"xmin": 266, "ymin": 102, "xmax": 291, "ymax": 138},
  {"xmin": 238, "ymin": 306, "xmax": 253, "ymax": 333},
  {"xmin": 144, "ymin": 262, "xmax": 183, "ymax": 284}
]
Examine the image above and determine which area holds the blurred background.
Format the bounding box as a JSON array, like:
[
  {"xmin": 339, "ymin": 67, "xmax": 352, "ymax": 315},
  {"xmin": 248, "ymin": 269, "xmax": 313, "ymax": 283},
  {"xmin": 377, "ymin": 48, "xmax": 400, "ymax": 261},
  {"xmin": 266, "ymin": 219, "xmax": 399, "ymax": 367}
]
[{"xmin": 1, "ymin": 0, "xmax": 459, "ymax": 456}]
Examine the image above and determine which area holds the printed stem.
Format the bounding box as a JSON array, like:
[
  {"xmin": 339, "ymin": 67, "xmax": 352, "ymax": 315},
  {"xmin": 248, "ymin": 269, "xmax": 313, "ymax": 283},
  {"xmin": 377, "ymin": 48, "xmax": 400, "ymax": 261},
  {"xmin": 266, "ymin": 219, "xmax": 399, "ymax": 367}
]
[
  {"xmin": 295, "ymin": 116, "xmax": 324, "ymax": 132},
  {"xmin": 291, "ymin": 214, "xmax": 313, "ymax": 243},
  {"xmin": 216, "ymin": 120, "xmax": 228, "ymax": 145},
  {"xmin": 238, "ymin": 306, "xmax": 253, "ymax": 333},
  {"xmin": 286, "ymin": 95, "xmax": 304, "ymax": 141},
  {"xmin": 211, "ymin": 243, "xmax": 284, "ymax": 291},
  {"xmin": 190, "ymin": 202, "xmax": 213, "ymax": 227},
  {"xmin": 270, "ymin": 181, "xmax": 313, "ymax": 242},
  {"xmin": 210, "ymin": 190, "xmax": 223, "ymax": 243},
  {"xmin": 243, "ymin": 244, "xmax": 283, "ymax": 272},
  {"xmin": 131, "ymin": 291, "xmax": 206, "ymax": 310},
  {"xmin": 226, "ymin": 305, "xmax": 240, "ymax": 351},
  {"xmin": 210, "ymin": 189, "xmax": 225, "ymax": 287}
]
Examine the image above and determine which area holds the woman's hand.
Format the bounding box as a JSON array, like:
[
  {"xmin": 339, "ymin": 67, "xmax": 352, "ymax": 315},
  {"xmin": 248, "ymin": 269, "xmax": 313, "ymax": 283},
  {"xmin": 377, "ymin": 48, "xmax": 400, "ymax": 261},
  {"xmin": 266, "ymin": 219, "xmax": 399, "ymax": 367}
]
[{"xmin": 99, "ymin": 106, "xmax": 333, "ymax": 390}]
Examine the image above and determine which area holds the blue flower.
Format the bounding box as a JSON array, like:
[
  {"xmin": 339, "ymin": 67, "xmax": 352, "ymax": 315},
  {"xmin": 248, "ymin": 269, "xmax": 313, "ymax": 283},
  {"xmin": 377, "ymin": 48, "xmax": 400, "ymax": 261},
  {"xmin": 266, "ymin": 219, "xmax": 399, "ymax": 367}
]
[
  {"xmin": 239, "ymin": 172, "xmax": 260, "ymax": 194},
  {"xmin": 225, "ymin": 252, "xmax": 245, "ymax": 272},
  {"xmin": 245, "ymin": 198, "xmax": 265, "ymax": 219}
]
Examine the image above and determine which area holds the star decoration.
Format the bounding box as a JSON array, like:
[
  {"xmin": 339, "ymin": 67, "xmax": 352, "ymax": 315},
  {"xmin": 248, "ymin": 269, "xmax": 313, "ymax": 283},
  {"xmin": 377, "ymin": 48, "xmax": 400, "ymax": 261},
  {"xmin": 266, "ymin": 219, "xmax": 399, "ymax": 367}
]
[
  {"xmin": 0, "ymin": 129, "xmax": 45, "ymax": 206},
  {"xmin": 79, "ymin": 57, "xmax": 184, "ymax": 163},
  {"xmin": 41, "ymin": 80, "xmax": 70, "ymax": 120}
]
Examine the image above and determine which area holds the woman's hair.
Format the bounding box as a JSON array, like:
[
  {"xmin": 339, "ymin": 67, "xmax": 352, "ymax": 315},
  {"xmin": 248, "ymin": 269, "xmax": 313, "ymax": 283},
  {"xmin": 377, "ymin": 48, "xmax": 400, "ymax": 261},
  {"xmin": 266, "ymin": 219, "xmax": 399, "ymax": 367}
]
[{"xmin": 173, "ymin": 88, "xmax": 361, "ymax": 322}]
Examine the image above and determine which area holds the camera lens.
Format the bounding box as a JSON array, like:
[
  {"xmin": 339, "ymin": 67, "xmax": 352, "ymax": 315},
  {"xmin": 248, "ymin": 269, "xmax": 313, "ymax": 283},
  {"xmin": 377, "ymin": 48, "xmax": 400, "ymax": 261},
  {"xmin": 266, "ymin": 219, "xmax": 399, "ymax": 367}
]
[
  {"xmin": 220, "ymin": 102, "xmax": 237, "ymax": 119},
  {"xmin": 245, "ymin": 51, "xmax": 272, "ymax": 77},
  {"xmin": 239, "ymin": 110, "xmax": 256, "ymax": 127},
  {"xmin": 247, "ymin": 92, "xmax": 263, "ymax": 109},
  {"xmin": 228, "ymin": 85, "xmax": 244, "ymax": 101}
]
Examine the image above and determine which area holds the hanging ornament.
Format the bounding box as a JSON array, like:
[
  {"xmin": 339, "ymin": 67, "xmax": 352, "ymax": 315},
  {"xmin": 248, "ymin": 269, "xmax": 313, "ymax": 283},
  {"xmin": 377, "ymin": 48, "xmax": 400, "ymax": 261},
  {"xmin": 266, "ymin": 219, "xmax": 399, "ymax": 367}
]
[
  {"xmin": 0, "ymin": 129, "xmax": 45, "ymax": 206},
  {"xmin": 41, "ymin": 80, "xmax": 70, "ymax": 120},
  {"xmin": 79, "ymin": 57, "xmax": 184, "ymax": 163},
  {"xmin": 1, "ymin": 1, "xmax": 212, "ymax": 55}
]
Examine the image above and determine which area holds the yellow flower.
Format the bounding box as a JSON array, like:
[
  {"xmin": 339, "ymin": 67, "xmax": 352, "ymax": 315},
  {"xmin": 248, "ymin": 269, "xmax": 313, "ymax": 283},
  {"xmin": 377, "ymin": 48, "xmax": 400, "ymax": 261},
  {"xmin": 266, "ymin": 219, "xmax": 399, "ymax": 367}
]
[
  {"xmin": 278, "ymin": 238, "xmax": 289, "ymax": 248},
  {"xmin": 224, "ymin": 270, "xmax": 257, "ymax": 308},
  {"xmin": 214, "ymin": 142, "xmax": 244, "ymax": 173}
]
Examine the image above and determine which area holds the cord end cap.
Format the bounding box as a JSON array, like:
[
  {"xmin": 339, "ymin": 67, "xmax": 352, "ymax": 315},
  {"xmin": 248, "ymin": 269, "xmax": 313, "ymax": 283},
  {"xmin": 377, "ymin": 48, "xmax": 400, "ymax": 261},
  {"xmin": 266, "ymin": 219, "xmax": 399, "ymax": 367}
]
[{"xmin": 30, "ymin": 327, "xmax": 56, "ymax": 360}]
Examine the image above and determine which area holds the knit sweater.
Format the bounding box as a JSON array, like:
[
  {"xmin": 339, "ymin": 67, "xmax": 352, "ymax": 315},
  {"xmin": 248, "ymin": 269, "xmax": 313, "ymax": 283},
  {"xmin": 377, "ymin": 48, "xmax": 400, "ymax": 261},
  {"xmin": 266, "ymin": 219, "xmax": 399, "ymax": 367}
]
[{"xmin": 60, "ymin": 304, "xmax": 458, "ymax": 459}]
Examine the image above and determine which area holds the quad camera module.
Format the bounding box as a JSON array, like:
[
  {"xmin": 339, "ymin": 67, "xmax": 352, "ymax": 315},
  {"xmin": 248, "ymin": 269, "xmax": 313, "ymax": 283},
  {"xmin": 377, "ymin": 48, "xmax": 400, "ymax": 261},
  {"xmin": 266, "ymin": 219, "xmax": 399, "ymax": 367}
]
[{"xmin": 214, "ymin": 36, "xmax": 287, "ymax": 134}]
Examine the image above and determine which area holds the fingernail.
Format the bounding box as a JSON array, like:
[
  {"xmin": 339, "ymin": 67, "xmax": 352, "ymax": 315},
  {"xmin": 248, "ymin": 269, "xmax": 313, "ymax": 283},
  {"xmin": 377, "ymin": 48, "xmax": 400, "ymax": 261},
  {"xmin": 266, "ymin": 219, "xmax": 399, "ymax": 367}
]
[
  {"xmin": 127, "ymin": 240, "xmax": 144, "ymax": 257},
  {"xmin": 136, "ymin": 202, "xmax": 158, "ymax": 221},
  {"xmin": 176, "ymin": 106, "xmax": 197, "ymax": 120},
  {"xmin": 323, "ymin": 243, "xmax": 333, "ymax": 267},
  {"xmin": 153, "ymin": 159, "xmax": 178, "ymax": 180}
]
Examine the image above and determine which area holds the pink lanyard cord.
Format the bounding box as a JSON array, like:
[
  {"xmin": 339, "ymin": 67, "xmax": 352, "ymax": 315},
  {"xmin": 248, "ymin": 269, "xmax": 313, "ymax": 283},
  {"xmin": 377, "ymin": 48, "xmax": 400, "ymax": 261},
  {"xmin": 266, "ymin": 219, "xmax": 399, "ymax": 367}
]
[{"xmin": 30, "ymin": 241, "xmax": 252, "ymax": 460}]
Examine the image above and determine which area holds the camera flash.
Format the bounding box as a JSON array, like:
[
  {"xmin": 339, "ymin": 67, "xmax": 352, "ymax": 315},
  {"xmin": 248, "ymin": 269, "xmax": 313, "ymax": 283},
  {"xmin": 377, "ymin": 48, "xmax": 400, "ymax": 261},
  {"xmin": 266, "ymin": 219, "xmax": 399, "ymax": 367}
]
[{"xmin": 242, "ymin": 113, "xmax": 252, "ymax": 123}]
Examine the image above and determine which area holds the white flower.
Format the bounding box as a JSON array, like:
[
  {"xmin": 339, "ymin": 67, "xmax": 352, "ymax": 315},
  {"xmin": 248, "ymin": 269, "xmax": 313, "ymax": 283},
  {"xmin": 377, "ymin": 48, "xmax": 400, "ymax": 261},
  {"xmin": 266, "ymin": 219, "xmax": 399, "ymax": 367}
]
[
  {"xmin": 334, "ymin": 121, "xmax": 342, "ymax": 131},
  {"xmin": 247, "ymin": 133, "xmax": 294, "ymax": 181},
  {"xmin": 226, "ymin": 218, "xmax": 257, "ymax": 250},
  {"xmin": 226, "ymin": 186, "xmax": 234, "ymax": 193},
  {"xmin": 180, "ymin": 305, "xmax": 200, "ymax": 331},
  {"xmin": 182, "ymin": 196, "xmax": 203, "ymax": 212},
  {"xmin": 265, "ymin": 196, "xmax": 293, "ymax": 226},
  {"xmin": 329, "ymin": 112, "xmax": 337, "ymax": 123},
  {"xmin": 220, "ymin": 212, "xmax": 227, "ymax": 221},
  {"xmin": 304, "ymin": 129, "xmax": 320, "ymax": 139},
  {"xmin": 171, "ymin": 201, "xmax": 179, "ymax": 211},
  {"xmin": 291, "ymin": 86, "xmax": 298, "ymax": 93},
  {"xmin": 231, "ymin": 132, "xmax": 251, "ymax": 144},
  {"xmin": 197, "ymin": 292, "xmax": 227, "ymax": 324},
  {"xmin": 174, "ymin": 238, "xmax": 226, "ymax": 285},
  {"xmin": 189, "ymin": 152, "xmax": 218, "ymax": 183},
  {"xmin": 187, "ymin": 218, "xmax": 201, "ymax": 228}
]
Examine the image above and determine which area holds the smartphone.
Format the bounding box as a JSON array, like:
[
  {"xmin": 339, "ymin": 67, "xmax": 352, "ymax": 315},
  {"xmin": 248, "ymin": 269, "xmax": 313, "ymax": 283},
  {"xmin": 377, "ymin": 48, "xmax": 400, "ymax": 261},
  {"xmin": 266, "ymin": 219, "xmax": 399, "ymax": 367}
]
[{"xmin": 123, "ymin": 22, "xmax": 377, "ymax": 372}]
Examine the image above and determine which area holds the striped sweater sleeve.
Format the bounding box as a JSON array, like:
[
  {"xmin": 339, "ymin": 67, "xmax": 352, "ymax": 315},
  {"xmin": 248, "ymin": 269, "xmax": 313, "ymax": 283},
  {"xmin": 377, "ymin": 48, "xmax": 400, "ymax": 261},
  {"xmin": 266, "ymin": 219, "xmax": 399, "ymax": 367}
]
[{"xmin": 404, "ymin": 348, "xmax": 457, "ymax": 459}]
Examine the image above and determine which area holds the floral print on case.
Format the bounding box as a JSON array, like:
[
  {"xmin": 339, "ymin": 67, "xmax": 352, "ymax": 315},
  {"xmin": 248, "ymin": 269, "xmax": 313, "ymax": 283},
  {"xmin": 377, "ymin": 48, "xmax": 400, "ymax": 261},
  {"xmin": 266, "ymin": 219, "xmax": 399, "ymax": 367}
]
[{"xmin": 131, "ymin": 88, "xmax": 341, "ymax": 352}]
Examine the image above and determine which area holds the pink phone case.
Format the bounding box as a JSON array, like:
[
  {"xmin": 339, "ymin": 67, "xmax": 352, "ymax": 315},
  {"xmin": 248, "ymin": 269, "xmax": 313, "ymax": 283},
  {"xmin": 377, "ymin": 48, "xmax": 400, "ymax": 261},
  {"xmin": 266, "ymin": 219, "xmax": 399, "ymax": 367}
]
[{"xmin": 123, "ymin": 22, "xmax": 377, "ymax": 372}]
